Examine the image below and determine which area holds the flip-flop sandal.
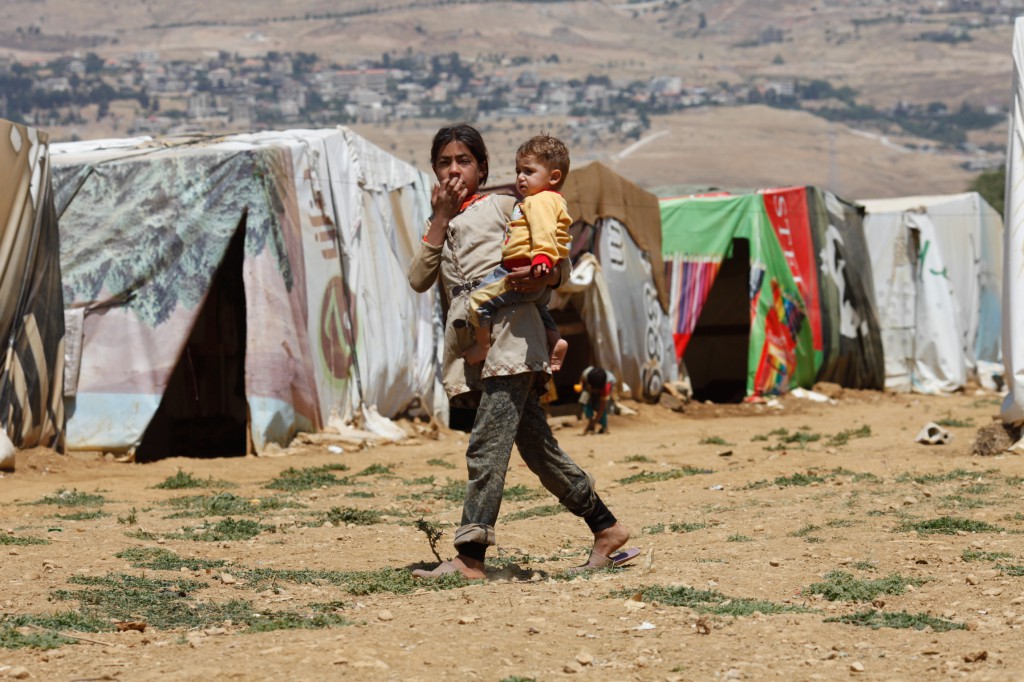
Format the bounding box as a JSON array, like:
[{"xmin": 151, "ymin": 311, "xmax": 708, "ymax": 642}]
[
  {"xmin": 566, "ymin": 546, "xmax": 642, "ymax": 574},
  {"xmin": 609, "ymin": 547, "xmax": 641, "ymax": 567},
  {"xmin": 411, "ymin": 560, "xmax": 465, "ymax": 578}
]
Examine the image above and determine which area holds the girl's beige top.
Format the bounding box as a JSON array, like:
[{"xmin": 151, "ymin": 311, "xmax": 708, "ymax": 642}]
[{"xmin": 408, "ymin": 193, "xmax": 568, "ymax": 405}]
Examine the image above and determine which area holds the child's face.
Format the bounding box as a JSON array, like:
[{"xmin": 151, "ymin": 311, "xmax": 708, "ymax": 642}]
[{"xmin": 515, "ymin": 154, "xmax": 562, "ymax": 197}]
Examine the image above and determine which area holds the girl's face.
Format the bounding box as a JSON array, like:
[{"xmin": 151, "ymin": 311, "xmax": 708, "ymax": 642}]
[{"xmin": 433, "ymin": 141, "xmax": 482, "ymax": 195}]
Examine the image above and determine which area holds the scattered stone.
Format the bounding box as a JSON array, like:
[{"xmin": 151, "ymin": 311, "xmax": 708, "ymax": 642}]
[
  {"xmin": 850, "ymin": 661, "xmax": 865, "ymax": 673},
  {"xmin": 377, "ymin": 610, "xmax": 394, "ymax": 622}
]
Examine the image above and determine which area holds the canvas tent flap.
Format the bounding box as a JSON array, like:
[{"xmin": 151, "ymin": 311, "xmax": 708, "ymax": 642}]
[
  {"xmin": 1004, "ymin": 17, "xmax": 1024, "ymax": 425},
  {"xmin": 562, "ymin": 161, "xmax": 669, "ymax": 314},
  {"xmin": 0, "ymin": 118, "xmax": 65, "ymax": 449}
]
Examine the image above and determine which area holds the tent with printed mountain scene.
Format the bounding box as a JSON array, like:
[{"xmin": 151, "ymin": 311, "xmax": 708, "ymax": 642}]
[
  {"xmin": 51, "ymin": 127, "xmax": 439, "ymax": 457},
  {"xmin": 660, "ymin": 186, "xmax": 883, "ymax": 401}
]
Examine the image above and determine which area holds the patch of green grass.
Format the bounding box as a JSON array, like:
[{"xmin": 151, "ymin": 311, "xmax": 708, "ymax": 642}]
[
  {"xmin": 670, "ymin": 522, "xmax": 709, "ymax": 533},
  {"xmin": 354, "ymin": 464, "xmax": 393, "ymax": 477},
  {"xmin": 115, "ymin": 547, "xmax": 228, "ymax": 571},
  {"xmin": 236, "ymin": 566, "xmax": 472, "ymax": 595},
  {"xmin": 152, "ymin": 470, "xmax": 236, "ymax": 490},
  {"xmin": 997, "ymin": 564, "xmax": 1024, "ymax": 577},
  {"xmin": 622, "ymin": 454, "xmax": 654, "ymax": 463},
  {"xmin": 617, "ymin": 466, "xmax": 712, "ymax": 485},
  {"xmin": 612, "ymin": 585, "xmax": 811, "ymax": 616},
  {"xmin": 746, "ymin": 470, "xmax": 829, "ymax": 490},
  {"xmin": 504, "ymin": 485, "xmax": 543, "ymax": 502},
  {"xmin": 0, "ymin": 534, "xmax": 49, "ymax": 546},
  {"xmin": 962, "ymin": 550, "xmax": 1013, "ymax": 563},
  {"xmin": 826, "ymin": 425, "xmax": 871, "ymax": 447},
  {"xmin": 790, "ymin": 524, "xmax": 821, "ymax": 538},
  {"xmin": 896, "ymin": 469, "xmax": 990, "ymax": 485},
  {"xmin": 804, "ymin": 571, "xmax": 925, "ymax": 602},
  {"xmin": 169, "ymin": 518, "xmax": 272, "ymax": 542},
  {"xmin": 503, "ymin": 505, "xmax": 565, "ymax": 522},
  {"xmin": 934, "ymin": 417, "xmax": 974, "ymax": 428},
  {"xmin": 163, "ymin": 492, "xmax": 303, "ymax": 519},
  {"xmin": 314, "ymin": 507, "xmax": 384, "ymax": 526},
  {"xmin": 825, "ymin": 609, "xmax": 964, "ymax": 632},
  {"xmin": 50, "ymin": 511, "xmax": 108, "ymax": 521},
  {"xmin": 939, "ymin": 495, "xmax": 989, "ymax": 509},
  {"xmin": 644, "ymin": 524, "xmax": 666, "ymax": 535},
  {"xmin": 426, "ymin": 458, "xmax": 456, "ymax": 469},
  {"xmin": 51, "ymin": 573, "xmax": 350, "ymax": 634},
  {"xmin": 699, "ymin": 436, "xmax": 731, "ymax": 446},
  {"xmin": 727, "ymin": 534, "xmax": 752, "ymax": 543},
  {"xmin": 895, "ymin": 516, "xmax": 1004, "ymax": 535},
  {"xmin": 264, "ymin": 464, "xmax": 351, "ymax": 492},
  {"xmin": 32, "ymin": 488, "xmax": 105, "ymax": 508}
]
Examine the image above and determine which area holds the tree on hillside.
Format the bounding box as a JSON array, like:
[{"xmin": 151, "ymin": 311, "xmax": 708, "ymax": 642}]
[{"xmin": 968, "ymin": 165, "xmax": 1005, "ymax": 219}]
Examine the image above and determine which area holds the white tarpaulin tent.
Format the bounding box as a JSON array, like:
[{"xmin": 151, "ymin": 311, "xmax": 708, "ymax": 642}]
[
  {"xmin": 1004, "ymin": 18, "xmax": 1024, "ymax": 429},
  {"xmin": 51, "ymin": 127, "xmax": 441, "ymax": 456},
  {"xmin": 859, "ymin": 192, "xmax": 1002, "ymax": 393}
]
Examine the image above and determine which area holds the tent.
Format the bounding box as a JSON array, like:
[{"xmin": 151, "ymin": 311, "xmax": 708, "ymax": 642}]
[
  {"xmin": 660, "ymin": 186, "xmax": 883, "ymax": 401},
  {"xmin": 51, "ymin": 127, "xmax": 440, "ymax": 456},
  {"xmin": 0, "ymin": 118, "xmax": 65, "ymax": 454},
  {"xmin": 1002, "ymin": 17, "xmax": 1024, "ymax": 429},
  {"xmin": 859, "ymin": 192, "xmax": 1002, "ymax": 394},
  {"xmin": 551, "ymin": 162, "xmax": 677, "ymax": 402}
]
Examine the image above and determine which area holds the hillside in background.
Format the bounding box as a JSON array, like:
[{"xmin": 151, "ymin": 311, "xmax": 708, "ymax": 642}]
[{"xmin": 1, "ymin": 0, "xmax": 1017, "ymax": 198}]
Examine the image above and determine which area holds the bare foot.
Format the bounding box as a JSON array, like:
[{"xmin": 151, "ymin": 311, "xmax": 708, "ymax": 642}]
[
  {"xmin": 463, "ymin": 344, "xmax": 488, "ymax": 366},
  {"xmin": 592, "ymin": 521, "xmax": 630, "ymax": 559},
  {"xmin": 549, "ymin": 338, "xmax": 568, "ymax": 372},
  {"xmin": 411, "ymin": 554, "xmax": 486, "ymax": 580}
]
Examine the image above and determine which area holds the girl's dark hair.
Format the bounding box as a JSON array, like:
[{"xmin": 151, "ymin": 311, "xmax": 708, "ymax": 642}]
[{"xmin": 430, "ymin": 123, "xmax": 489, "ymax": 186}]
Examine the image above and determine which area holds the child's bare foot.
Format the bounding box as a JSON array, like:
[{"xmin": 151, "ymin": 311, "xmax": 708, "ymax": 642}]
[
  {"xmin": 411, "ymin": 554, "xmax": 486, "ymax": 580},
  {"xmin": 549, "ymin": 338, "xmax": 568, "ymax": 372},
  {"xmin": 463, "ymin": 344, "xmax": 488, "ymax": 365},
  {"xmin": 592, "ymin": 521, "xmax": 630, "ymax": 559}
]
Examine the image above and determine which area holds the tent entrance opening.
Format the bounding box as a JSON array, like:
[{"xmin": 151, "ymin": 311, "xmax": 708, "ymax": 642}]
[
  {"xmin": 684, "ymin": 238, "xmax": 751, "ymax": 404},
  {"xmin": 136, "ymin": 224, "xmax": 248, "ymax": 461}
]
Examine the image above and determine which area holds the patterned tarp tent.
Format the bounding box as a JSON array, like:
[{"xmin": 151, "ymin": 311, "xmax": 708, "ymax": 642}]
[
  {"xmin": 51, "ymin": 128, "xmax": 439, "ymax": 456},
  {"xmin": 0, "ymin": 118, "xmax": 65, "ymax": 455}
]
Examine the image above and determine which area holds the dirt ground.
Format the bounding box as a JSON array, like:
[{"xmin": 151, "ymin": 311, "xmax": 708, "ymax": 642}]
[{"xmin": 1, "ymin": 387, "xmax": 1023, "ymax": 681}]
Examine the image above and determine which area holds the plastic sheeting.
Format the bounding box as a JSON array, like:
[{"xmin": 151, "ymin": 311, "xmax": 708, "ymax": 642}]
[
  {"xmin": 0, "ymin": 118, "xmax": 65, "ymax": 449},
  {"xmin": 860, "ymin": 192, "xmax": 1003, "ymax": 393},
  {"xmin": 52, "ymin": 127, "xmax": 439, "ymax": 453},
  {"xmin": 1004, "ymin": 18, "xmax": 1024, "ymax": 425}
]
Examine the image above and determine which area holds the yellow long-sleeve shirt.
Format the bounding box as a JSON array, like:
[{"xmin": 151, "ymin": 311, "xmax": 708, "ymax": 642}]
[{"xmin": 502, "ymin": 190, "xmax": 572, "ymax": 270}]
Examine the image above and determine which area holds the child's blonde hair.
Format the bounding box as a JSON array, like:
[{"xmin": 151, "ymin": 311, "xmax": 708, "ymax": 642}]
[{"xmin": 516, "ymin": 135, "xmax": 570, "ymax": 188}]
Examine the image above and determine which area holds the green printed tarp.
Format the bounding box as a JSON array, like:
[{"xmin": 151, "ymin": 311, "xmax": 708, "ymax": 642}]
[{"xmin": 661, "ymin": 187, "xmax": 882, "ymax": 398}]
